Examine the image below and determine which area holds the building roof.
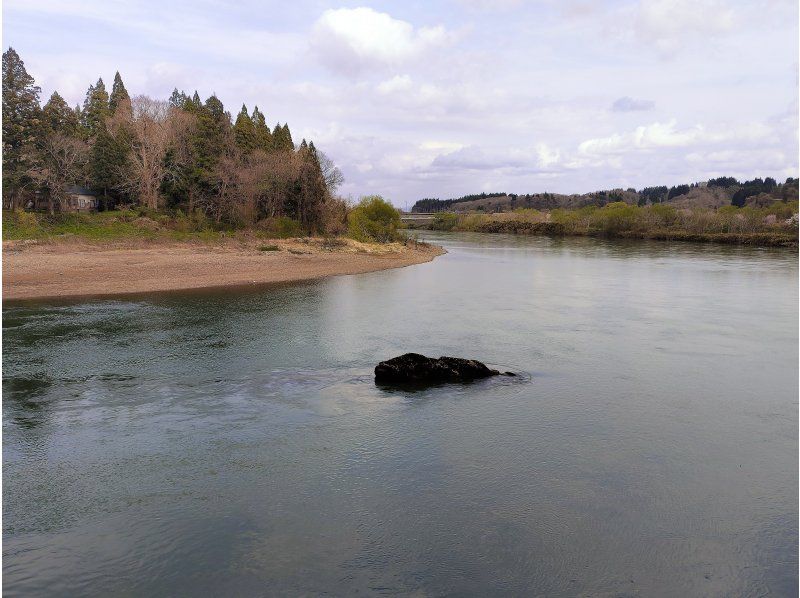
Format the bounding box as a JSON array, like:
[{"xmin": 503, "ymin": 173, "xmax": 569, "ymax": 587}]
[{"xmin": 65, "ymin": 185, "xmax": 97, "ymax": 196}]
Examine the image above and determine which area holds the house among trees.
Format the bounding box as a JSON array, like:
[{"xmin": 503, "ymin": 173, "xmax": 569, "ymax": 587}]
[
  {"xmin": 26, "ymin": 186, "xmax": 99, "ymax": 212},
  {"xmin": 62, "ymin": 186, "xmax": 99, "ymax": 211}
]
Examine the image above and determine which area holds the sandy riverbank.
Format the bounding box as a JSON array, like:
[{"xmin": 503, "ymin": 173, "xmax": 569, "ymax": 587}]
[{"xmin": 2, "ymin": 237, "xmax": 445, "ymax": 301}]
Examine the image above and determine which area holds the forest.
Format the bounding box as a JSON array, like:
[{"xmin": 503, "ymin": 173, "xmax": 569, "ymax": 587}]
[
  {"xmin": 2, "ymin": 48, "xmax": 347, "ymax": 234},
  {"xmin": 413, "ymin": 177, "xmax": 799, "ymax": 213}
]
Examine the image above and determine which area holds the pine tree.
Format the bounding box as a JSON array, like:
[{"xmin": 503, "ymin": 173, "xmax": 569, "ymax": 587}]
[
  {"xmin": 233, "ymin": 104, "xmax": 256, "ymax": 154},
  {"xmin": 299, "ymin": 138, "xmax": 308, "ymax": 150},
  {"xmin": 251, "ymin": 106, "xmax": 272, "ymax": 152},
  {"xmin": 2, "ymin": 47, "xmax": 42, "ymax": 205},
  {"xmin": 272, "ymin": 122, "xmax": 284, "ymax": 150},
  {"xmin": 282, "ymin": 123, "xmax": 294, "ymax": 150},
  {"xmin": 108, "ymin": 72, "xmax": 130, "ymax": 113},
  {"xmin": 81, "ymin": 77, "xmax": 110, "ymax": 137},
  {"xmin": 169, "ymin": 88, "xmax": 189, "ymax": 109},
  {"xmin": 90, "ymin": 121, "xmax": 131, "ymax": 205},
  {"xmin": 42, "ymin": 91, "xmax": 79, "ymax": 136},
  {"xmin": 298, "ymin": 140, "xmax": 327, "ymax": 229}
]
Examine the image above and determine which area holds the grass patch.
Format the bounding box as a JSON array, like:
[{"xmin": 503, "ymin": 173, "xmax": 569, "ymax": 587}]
[{"xmin": 258, "ymin": 244, "xmax": 280, "ymax": 251}]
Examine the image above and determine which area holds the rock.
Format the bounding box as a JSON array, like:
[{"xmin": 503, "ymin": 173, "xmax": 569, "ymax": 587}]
[{"xmin": 375, "ymin": 353, "xmax": 501, "ymax": 385}]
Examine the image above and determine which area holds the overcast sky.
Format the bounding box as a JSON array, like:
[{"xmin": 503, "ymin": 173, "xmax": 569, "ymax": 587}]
[{"xmin": 4, "ymin": 0, "xmax": 798, "ymax": 206}]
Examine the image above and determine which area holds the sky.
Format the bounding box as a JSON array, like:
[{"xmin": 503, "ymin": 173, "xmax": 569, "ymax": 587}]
[{"xmin": 3, "ymin": 0, "xmax": 798, "ymax": 206}]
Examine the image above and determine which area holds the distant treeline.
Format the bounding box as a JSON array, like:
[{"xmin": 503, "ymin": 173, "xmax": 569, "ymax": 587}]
[
  {"xmin": 412, "ymin": 192, "xmax": 506, "ymax": 212},
  {"xmin": 412, "ymin": 177, "xmax": 799, "ymax": 213},
  {"xmin": 2, "ymin": 47, "xmax": 345, "ymax": 232}
]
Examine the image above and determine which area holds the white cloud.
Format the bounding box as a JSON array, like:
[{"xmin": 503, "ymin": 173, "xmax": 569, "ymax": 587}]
[
  {"xmin": 377, "ymin": 75, "xmax": 414, "ymax": 94},
  {"xmin": 634, "ymin": 0, "xmax": 736, "ymax": 55},
  {"xmin": 310, "ymin": 8, "xmax": 453, "ymax": 76},
  {"xmin": 578, "ymin": 119, "xmax": 772, "ymax": 156}
]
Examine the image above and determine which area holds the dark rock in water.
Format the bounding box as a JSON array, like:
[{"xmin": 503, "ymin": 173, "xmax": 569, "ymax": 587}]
[{"xmin": 375, "ymin": 353, "xmax": 500, "ymax": 385}]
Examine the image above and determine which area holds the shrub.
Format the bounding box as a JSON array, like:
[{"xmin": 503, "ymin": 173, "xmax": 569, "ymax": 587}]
[
  {"xmin": 590, "ymin": 202, "xmax": 638, "ymax": 233},
  {"xmin": 256, "ymin": 216, "xmax": 304, "ymax": 238},
  {"xmin": 347, "ymin": 195, "xmax": 402, "ymax": 242},
  {"xmin": 431, "ymin": 212, "xmax": 459, "ymax": 231}
]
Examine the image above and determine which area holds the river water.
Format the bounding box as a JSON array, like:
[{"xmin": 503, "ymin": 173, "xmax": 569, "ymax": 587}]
[{"xmin": 3, "ymin": 232, "xmax": 798, "ymax": 596}]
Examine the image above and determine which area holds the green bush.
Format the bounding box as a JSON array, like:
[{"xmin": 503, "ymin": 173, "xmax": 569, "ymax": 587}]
[
  {"xmin": 347, "ymin": 195, "xmax": 402, "ymax": 242},
  {"xmin": 431, "ymin": 212, "xmax": 459, "ymax": 231},
  {"xmin": 590, "ymin": 202, "xmax": 638, "ymax": 233}
]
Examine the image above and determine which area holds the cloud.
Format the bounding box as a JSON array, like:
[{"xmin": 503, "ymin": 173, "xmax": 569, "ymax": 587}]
[
  {"xmin": 633, "ymin": 0, "xmax": 737, "ymax": 55},
  {"xmin": 430, "ymin": 144, "xmax": 562, "ymax": 172},
  {"xmin": 578, "ymin": 119, "xmax": 772, "ymax": 156},
  {"xmin": 611, "ymin": 96, "xmax": 655, "ymax": 112},
  {"xmin": 310, "ymin": 8, "xmax": 453, "ymax": 76},
  {"xmin": 377, "ymin": 75, "xmax": 413, "ymax": 94}
]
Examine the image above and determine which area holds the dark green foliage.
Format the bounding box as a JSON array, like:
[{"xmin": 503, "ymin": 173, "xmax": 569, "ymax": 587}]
[
  {"xmin": 90, "ymin": 122, "xmax": 131, "ymax": 204},
  {"xmin": 272, "ymin": 122, "xmax": 295, "ymax": 152},
  {"xmin": 297, "ymin": 140, "xmax": 327, "ymax": 229},
  {"xmin": 412, "ymin": 192, "xmax": 506, "ymax": 212},
  {"xmin": 639, "ymin": 186, "xmax": 668, "ymax": 204},
  {"xmin": 108, "ymin": 72, "xmax": 129, "ymax": 113},
  {"xmin": 251, "ymin": 106, "xmax": 272, "ymax": 152},
  {"xmin": 731, "ymin": 177, "xmax": 778, "ymax": 207},
  {"xmin": 169, "ymin": 88, "xmax": 188, "ymax": 108},
  {"xmin": 81, "ymin": 78, "xmax": 110, "ymax": 137},
  {"xmin": 667, "ymin": 184, "xmax": 690, "ymax": 200},
  {"xmin": 2, "ymin": 47, "xmax": 41, "ymax": 204},
  {"xmin": 708, "ymin": 176, "xmax": 739, "ymax": 188},
  {"xmin": 42, "ymin": 91, "xmax": 79, "ymax": 136},
  {"xmin": 233, "ymin": 104, "xmax": 256, "ymax": 154}
]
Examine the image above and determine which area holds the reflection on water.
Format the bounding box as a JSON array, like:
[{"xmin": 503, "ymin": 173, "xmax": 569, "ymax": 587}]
[{"xmin": 3, "ymin": 233, "xmax": 798, "ymax": 596}]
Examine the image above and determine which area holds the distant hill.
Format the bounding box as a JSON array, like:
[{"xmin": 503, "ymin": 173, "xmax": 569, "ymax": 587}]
[{"xmin": 410, "ymin": 177, "xmax": 799, "ymax": 213}]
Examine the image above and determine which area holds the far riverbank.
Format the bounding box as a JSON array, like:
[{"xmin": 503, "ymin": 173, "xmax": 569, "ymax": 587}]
[
  {"xmin": 2, "ymin": 238, "xmax": 444, "ymax": 301},
  {"xmin": 405, "ymin": 203, "xmax": 799, "ymax": 248}
]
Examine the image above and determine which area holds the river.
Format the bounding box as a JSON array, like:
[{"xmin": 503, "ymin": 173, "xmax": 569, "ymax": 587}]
[{"xmin": 3, "ymin": 232, "xmax": 798, "ymax": 596}]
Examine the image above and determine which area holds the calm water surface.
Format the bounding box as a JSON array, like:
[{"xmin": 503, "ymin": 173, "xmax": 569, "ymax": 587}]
[{"xmin": 3, "ymin": 232, "xmax": 798, "ymax": 596}]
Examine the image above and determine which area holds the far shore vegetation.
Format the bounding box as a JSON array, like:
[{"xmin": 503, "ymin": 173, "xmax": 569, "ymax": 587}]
[
  {"xmin": 407, "ymin": 177, "xmax": 799, "ymax": 248},
  {"xmin": 407, "ymin": 201, "xmax": 798, "ymax": 247}
]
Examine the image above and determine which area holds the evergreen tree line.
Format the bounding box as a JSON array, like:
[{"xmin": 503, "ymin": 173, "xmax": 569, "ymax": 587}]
[
  {"xmin": 2, "ymin": 48, "xmax": 344, "ymax": 231},
  {"xmin": 412, "ymin": 192, "xmax": 507, "ymax": 213}
]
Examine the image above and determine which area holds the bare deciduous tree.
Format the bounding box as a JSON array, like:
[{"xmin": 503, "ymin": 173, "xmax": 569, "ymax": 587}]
[
  {"xmin": 318, "ymin": 151, "xmax": 344, "ymax": 194},
  {"xmin": 34, "ymin": 133, "xmax": 89, "ymax": 213},
  {"xmin": 117, "ymin": 96, "xmax": 189, "ymax": 210}
]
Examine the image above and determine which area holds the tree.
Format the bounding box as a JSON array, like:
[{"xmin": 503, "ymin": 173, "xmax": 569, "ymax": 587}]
[
  {"xmin": 81, "ymin": 78, "xmax": 110, "ymax": 137},
  {"xmin": 233, "ymin": 104, "xmax": 256, "ymax": 154},
  {"xmin": 317, "ymin": 150, "xmax": 344, "ymax": 195},
  {"xmin": 3, "ymin": 47, "xmax": 41, "ymax": 207},
  {"xmin": 117, "ymin": 96, "xmax": 189, "ymax": 210},
  {"xmin": 34, "ymin": 133, "xmax": 89, "ymax": 213},
  {"xmin": 169, "ymin": 88, "xmax": 188, "ymax": 109},
  {"xmin": 272, "ymin": 122, "xmax": 295, "ymax": 152},
  {"xmin": 252, "ymin": 106, "xmax": 272, "ymax": 152},
  {"xmin": 108, "ymin": 72, "xmax": 130, "ymax": 113},
  {"xmin": 297, "ymin": 140, "xmax": 327, "ymax": 229},
  {"xmin": 348, "ymin": 196, "xmax": 402, "ymax": 242},
  {"xmin": 42, "ymin": 91, "xmax": 79, "ymax": 136},
  {"xmin": 282, "ymin": 123, "xmax": 294, "ymax": 150}
]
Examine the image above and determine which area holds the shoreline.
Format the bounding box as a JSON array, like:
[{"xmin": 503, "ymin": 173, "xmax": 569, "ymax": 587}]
[
  {"xmin": 405, "ymin": 221, "xmax": 798, "ymax": 248},
  {"xmin": 2, "ymin": 238, "xmax": 445, "ymax": 302}
]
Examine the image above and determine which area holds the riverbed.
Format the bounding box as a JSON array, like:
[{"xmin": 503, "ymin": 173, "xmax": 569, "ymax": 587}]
[{"xmin": 3, "ymin": 231, "xmax": 797, "ymax": 595}]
